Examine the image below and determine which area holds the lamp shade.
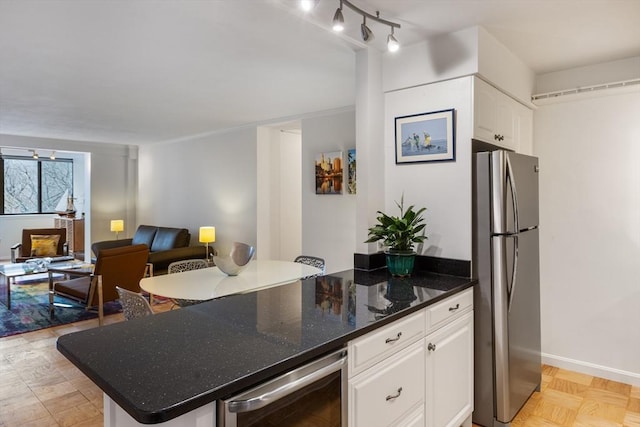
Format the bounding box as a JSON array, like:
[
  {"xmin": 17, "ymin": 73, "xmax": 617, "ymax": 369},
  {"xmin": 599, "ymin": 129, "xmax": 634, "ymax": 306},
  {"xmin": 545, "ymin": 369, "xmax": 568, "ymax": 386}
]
[
  {"xmin": 199, "ymin": 226, "xmax": 216, "ymax": 243},
  {"xmin": 110, "ymin": 220, "xmax": 124, "ymax": 233}
]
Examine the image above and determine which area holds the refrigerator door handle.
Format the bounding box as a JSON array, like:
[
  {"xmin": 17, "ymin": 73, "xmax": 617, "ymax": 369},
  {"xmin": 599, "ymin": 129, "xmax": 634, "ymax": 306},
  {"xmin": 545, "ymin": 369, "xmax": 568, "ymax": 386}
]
[
  {"xmin": 506, "ymin": 153, "xmax": 520, "ymax": 233},
  {"xmin": 508, "ymin": 234, "xmax": 519, "ymax": 312}
]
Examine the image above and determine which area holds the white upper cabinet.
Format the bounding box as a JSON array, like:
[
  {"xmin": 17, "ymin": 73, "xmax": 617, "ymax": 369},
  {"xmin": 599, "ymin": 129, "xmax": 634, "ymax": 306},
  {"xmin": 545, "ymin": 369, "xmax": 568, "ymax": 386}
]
[{"xmin": 473, "ymin": 77, "xmax": 533, "ymax": 154}]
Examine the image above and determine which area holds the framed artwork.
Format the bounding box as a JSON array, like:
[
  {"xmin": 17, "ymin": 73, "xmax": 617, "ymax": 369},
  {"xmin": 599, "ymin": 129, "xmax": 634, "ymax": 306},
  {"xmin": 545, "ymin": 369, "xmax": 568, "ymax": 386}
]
[
  {"xmin": 395, "ymin": 108, "xmax": 455, "ymax": 164},
  {"xmin": 347, "ymin": 148, "xmax": 356, "ymax": 194},
  {"xmin": 315, "ymin": 151, "xmax": 343, "ymax": 194}
]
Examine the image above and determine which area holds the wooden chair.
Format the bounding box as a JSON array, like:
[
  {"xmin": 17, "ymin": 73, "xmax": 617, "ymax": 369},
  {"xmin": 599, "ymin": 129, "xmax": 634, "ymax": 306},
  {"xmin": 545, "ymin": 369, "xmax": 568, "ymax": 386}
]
[
  {"xmin": 11, "ymin": 228, "xmax": 69, "ymax": 263},
  {"xmin": 294, "ymin": 255, "xmax": 326, "ymax": 278},
  {"xmin": 116, "ymin": 286, "xmax": 154, "ymax": 321},
  {"xmin": 49, "ymin": 244, "xmax": 149, "ymax": 325}
]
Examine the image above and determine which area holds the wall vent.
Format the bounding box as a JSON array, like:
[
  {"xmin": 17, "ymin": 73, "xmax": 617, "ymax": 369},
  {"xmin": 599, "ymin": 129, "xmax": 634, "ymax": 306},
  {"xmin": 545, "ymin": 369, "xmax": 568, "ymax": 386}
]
[{"xmin": 532, "ymin": 78, "xmax": 640, "ymax": 102}]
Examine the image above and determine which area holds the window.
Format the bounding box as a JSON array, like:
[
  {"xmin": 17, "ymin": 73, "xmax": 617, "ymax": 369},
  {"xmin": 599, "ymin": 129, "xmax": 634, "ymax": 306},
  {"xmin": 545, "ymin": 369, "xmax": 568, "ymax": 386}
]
[{"xmin": 1, "ymin": 155, "xmax": 73, "ymax": 214}]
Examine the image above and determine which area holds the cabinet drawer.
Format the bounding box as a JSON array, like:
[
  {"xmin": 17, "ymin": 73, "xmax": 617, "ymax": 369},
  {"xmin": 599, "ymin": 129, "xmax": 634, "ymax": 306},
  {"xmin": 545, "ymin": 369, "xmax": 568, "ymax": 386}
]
[
  {"xmin": 349, "ymin": 310, "xmax": 425, "ymax": 377},
  {"xmin": 349, "ymin": 341, "xmax": 425, "ymax": 427},
  {"xmin": 426, "ymin": 288, "xmax": 473, "ymax": 333}
]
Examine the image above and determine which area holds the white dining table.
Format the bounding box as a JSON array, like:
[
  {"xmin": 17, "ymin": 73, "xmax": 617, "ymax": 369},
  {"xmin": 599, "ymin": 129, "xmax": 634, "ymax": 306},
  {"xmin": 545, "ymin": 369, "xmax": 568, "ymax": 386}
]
[{"xmin": 139, "ymin": 260, "xmax": 322, "ymax": 301}]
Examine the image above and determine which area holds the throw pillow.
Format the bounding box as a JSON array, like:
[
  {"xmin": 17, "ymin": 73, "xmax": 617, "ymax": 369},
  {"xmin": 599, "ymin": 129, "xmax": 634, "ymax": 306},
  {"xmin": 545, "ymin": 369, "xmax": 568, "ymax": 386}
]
[{"xmin": 30, "ymin": 234, "xmax": 61, "ymax": 257}]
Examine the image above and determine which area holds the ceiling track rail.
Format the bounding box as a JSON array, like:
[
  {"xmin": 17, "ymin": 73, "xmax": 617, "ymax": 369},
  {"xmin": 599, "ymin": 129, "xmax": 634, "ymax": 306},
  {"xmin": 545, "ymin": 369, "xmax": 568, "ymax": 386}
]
[{"xmin": 532, "ymin": 78, "xmax": 640, "ymax": 102}]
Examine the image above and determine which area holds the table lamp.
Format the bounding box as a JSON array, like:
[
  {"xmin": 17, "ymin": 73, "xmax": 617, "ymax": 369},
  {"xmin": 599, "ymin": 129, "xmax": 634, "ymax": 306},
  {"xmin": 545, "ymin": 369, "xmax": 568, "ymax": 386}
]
[
  {"xmin": 110, "ymin": 220, "xmax": 124, "ymax": 239},
  {"xmin": 199, "ymin": 226, "xmax": 215, "ymax": 260}
]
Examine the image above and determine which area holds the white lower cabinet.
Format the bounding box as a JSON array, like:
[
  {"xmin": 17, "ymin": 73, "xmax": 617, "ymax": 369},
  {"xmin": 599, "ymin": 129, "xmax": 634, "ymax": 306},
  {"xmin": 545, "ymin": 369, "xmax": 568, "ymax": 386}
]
[
  {"xmin": 348, "ymin": 288, "xmax": 474, "ymax": 427},
  {"xmin": 425, "ymin": 312, "xmax": 474, "ymax": 427},
  {"xmin": 349, "ymin": 340, "xmax": 425, "ymax": 427}
]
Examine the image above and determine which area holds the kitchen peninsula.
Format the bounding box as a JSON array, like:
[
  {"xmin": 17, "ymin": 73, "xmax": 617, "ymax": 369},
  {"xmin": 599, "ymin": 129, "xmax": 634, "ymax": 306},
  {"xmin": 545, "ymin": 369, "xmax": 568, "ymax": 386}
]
[{"xmin": 57, "ymin": 268, "xmax": 475, "ymax": 426}]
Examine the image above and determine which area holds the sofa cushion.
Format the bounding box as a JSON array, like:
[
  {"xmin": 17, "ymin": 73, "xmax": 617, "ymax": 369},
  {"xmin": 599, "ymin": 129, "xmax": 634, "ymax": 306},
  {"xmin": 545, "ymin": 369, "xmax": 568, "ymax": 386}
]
[
  {"xmin": 150, "ymin": 227, "xmax": 190, "ymax": 252},
  {"xmin": 132, "ymin": 225, "xmax": 157, "ymax": 247},
  {"xmin": 30, "ymin": 234, "xmax": 61, "ymax": 257}
]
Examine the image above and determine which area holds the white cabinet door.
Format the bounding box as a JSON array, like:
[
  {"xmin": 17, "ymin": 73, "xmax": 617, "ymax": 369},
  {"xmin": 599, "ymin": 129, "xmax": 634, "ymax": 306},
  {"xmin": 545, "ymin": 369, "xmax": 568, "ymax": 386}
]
[
  {"xmin": 349, "ymin": 341, "xmax": 425, "ymax": 427},
  {"xmin": 514, "ymin": 100, "xmax": 534, "ymax": 155},
  {"xmin": 425, "ymin": 312, "xmax": 474, "ymax": 427},
  {"xmin": 473, "ymin": 77, "xmax": 532, "ymax": 153},
  {"xmin": 473, "ymin": 79, "xmax": 499, "ymax": 144}
]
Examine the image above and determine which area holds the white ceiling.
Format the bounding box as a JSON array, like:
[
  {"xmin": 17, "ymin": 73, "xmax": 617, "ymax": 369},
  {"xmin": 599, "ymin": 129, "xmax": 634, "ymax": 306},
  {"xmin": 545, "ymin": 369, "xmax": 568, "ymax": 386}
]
[{"xmin": 1, "ymin": 0, "xmax": 639, "ymax": 145}]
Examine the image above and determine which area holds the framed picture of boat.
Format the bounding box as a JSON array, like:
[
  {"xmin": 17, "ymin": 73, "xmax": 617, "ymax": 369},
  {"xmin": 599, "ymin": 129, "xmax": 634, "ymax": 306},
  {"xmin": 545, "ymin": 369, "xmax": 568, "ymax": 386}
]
[{"xmin": 394, "ymin": 109, "xmax": 455, "ymax": 164}]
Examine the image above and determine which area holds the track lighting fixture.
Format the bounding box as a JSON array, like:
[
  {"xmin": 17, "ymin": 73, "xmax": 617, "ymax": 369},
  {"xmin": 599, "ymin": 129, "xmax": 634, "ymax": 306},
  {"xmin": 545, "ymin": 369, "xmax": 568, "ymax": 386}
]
[
  {"xmin": 299, "ymin": 0, "xmax": 318, "ymax": 12},
  {"xmin": 387, "ymin": 27, "xmax": 399, "ymax": 52},
  {"xmin": 329, "ymin": 0, "xmax": 400, "ymax": 51},
  {"xmin": 332, "ymin": 1, "xmax": 344, "ymax": 32},
  {"xmin": 30, "ymin": 149, "xmax": 39, "ymax": 159},
  {"xmin": 360, "ymin": 16, "xmax": 373, "ymax": 42},
  {"xmin": 50, "ymin": 151, "xmax": 56, "ymax": 160}
]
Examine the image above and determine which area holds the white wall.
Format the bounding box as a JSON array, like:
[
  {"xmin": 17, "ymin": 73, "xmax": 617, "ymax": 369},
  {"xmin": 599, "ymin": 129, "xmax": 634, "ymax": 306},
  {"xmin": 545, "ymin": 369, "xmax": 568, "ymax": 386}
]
[
  {"xmin": 534, "ymin": 87, "xmax": 640, "ymax": 385},
  {"xmin": 301, "ymin": 111, "xmax": 356, "ymax": 274},
  {"xmin": 384, "ymin": 77, "xmax": 474, "ymax": 261},
  {"xmin": 535, "ymin": 56, "xmax": 640, "ymax": 94},
  {"xmin": 383, "ymin": 26, "xmax": 534, "ymax": 107},
  {"xmin": 257, "ymin": 125, "xmax": 302, "ymax": 262},
  {"xmin": 138, "ymin": 127, "xmax": 257, "ymax": 256},
  {"xmin": 278, "ymin": 130, "xmax": 302, "ymax": 262}
]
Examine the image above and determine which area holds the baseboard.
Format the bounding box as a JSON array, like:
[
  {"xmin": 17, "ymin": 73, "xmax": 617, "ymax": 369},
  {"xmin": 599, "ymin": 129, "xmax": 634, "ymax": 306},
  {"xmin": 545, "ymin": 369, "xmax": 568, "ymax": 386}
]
[{"xmin": 542, "ymin": 352, "xmax": 640, "ymax": 386}]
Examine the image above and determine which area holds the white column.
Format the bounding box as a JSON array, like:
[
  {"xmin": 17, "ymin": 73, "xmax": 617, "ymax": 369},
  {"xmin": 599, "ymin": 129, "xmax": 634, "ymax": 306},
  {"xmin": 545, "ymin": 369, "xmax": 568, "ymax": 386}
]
[{"xmin": 355, "ymin": 48, "xmax": 385, "ymax": 254}]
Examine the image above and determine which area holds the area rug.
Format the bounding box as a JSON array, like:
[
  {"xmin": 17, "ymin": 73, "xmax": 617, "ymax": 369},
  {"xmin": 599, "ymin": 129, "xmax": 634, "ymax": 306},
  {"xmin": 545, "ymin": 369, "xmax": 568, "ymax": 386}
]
[{"xmin": 0, "ymin": 277, "xmax": 122, "ymax": 338}]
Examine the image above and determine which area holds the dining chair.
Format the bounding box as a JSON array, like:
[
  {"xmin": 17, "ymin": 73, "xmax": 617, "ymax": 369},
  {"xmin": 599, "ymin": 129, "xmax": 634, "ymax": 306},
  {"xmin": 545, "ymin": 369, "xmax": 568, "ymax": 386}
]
[
  {"xmin": 116, "ymin": 286, "xmax": 154, "ymax": 320},
  {"xmin": 49, "ymin": 244, "xmax": 150, "ymax": 325},
  {"xmin": 167, "ymin": 259, "xmax": 209, "ymax": 308},
  {"xmin": 294, "ymin": 255, "xmax": 326, "ymax": 278}
]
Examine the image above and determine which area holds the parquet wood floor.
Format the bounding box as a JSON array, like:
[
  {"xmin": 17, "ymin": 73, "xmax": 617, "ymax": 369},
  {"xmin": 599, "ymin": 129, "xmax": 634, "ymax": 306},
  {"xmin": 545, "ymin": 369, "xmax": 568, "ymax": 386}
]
[
  {"xmin": 1, "ymin": 305, "xmax": 638, "ymax": 426},
  {"xmin": 474, "ymin": 365, "xmax": 640, "ymax": 427},
  {"xmin": 0, "ymin": 300, "xmax": 172, "ymax": 427}
]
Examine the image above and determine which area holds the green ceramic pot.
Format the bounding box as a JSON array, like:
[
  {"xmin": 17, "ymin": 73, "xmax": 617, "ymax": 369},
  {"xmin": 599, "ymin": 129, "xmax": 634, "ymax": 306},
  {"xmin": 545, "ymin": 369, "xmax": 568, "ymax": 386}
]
[{"xmin": 385, "ymin": 250, "xmax": 416, "ymax": 277}]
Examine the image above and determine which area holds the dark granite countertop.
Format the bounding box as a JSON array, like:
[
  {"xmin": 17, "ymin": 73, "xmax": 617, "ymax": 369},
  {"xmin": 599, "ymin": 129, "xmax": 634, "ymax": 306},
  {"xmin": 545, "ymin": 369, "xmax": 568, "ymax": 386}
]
[{"xmin": 57, "ymin": 269, "xmax": 475, "ymax": 424}]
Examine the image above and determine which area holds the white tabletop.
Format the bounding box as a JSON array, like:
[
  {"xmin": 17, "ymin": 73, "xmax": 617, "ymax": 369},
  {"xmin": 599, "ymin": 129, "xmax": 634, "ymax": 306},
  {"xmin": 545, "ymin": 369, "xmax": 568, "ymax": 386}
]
[{"xmin": 139, "ymin": 260, "xmax": 321, "ymax": 301}]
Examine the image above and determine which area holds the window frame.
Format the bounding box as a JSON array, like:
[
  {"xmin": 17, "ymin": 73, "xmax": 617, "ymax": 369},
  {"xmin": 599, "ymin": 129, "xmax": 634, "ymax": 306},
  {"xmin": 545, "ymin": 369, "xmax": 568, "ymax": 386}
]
[{"xmin": 1, "ymin": 154, "xmax": 74, "ymax": 215}]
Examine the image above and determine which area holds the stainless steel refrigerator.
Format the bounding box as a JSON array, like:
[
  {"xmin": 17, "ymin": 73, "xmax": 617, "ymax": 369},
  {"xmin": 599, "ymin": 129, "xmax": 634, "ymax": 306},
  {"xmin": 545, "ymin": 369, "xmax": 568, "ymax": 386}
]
[{"xmin": 472, "ymin": 150, "xmax": 541, "ymax": 427}]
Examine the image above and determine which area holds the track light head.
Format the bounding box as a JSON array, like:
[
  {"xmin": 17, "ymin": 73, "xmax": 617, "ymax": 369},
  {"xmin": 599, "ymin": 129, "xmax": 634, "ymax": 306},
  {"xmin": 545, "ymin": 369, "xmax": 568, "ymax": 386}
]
[
  {"xmin": 387, "ymin": 28, "xmax": 399, "ymax": 52},
  {"xmin": 332, "ymin": 5, "xmax": 344, "ymax": 32},
  {"xmin": 50, "ymin": 151, "xmax": 56, "ymax": 160},
  {"xmin": 30, "ymin": 149, "xmax": 39, "ymax": 159},
  {"xmin": 300, "ymin": 0, "xmax": 317, "ymax": 12},
  {"xmin": 360, "ymin": 16, "xmax": 374, "ymax": 42}
]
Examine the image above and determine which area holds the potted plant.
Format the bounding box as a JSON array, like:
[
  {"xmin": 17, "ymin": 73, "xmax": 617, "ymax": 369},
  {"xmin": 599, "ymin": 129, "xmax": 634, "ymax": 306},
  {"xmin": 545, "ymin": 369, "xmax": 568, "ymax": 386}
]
[{"xmin": 365, "ymin": 196, "xmax": 427, "ymax": 277}]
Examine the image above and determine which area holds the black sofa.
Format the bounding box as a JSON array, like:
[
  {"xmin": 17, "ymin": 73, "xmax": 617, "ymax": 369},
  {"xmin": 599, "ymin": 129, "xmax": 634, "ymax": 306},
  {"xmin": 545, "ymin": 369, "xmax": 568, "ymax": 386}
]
[{"xmin": 91, "ymin": 225, "xmax": 211, "ymax": 275}]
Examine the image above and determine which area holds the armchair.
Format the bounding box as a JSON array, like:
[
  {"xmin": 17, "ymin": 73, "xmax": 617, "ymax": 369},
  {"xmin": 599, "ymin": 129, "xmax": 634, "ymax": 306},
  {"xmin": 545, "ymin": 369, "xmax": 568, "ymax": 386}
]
[
  {"xmin": 11, "ymin": 228, "xmax": 70, "ymax": 263},
  {"xmin": 49, "ymin": 244, "xmax": 149, "ymax": 325}
]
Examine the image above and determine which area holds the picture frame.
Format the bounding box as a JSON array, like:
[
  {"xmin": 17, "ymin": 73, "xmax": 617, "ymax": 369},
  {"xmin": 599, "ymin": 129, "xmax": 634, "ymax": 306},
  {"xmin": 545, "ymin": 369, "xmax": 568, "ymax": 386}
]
[
  {"xmin": 315, "ymin": 151, "xmax": 343, "ymax": 194},
  {"xmin": 347, "ymin": 148, "xmax": 356, "ymax": 194},
  {"xmin": 394, "ymin": 109, "xmax": 455, "ymax": 164}
]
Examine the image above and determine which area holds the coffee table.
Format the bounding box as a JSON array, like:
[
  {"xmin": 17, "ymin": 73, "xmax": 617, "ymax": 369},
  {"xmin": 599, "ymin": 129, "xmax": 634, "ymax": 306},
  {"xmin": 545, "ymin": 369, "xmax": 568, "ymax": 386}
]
[{"xmin": 0, "ymin": 259, "xmax": 86, "ymax": 309}]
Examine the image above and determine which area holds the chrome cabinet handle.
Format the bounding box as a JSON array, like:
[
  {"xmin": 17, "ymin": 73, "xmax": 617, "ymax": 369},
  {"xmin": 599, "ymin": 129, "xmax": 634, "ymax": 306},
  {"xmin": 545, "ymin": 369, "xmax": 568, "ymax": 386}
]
[
  {"xmin": 385, "ymin": 332, "xmax": 402, "ymax": 344},
  {"xmin": 428, "ymin": 343, "xmax": 436, "ymax": 352},
  {"xmin": 448, "ymin": 303, "xmax": 460, "ymax": 312},
  {"xmin": 386, "ymin": 387, "xmax": 403, "ymax": 401}
]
